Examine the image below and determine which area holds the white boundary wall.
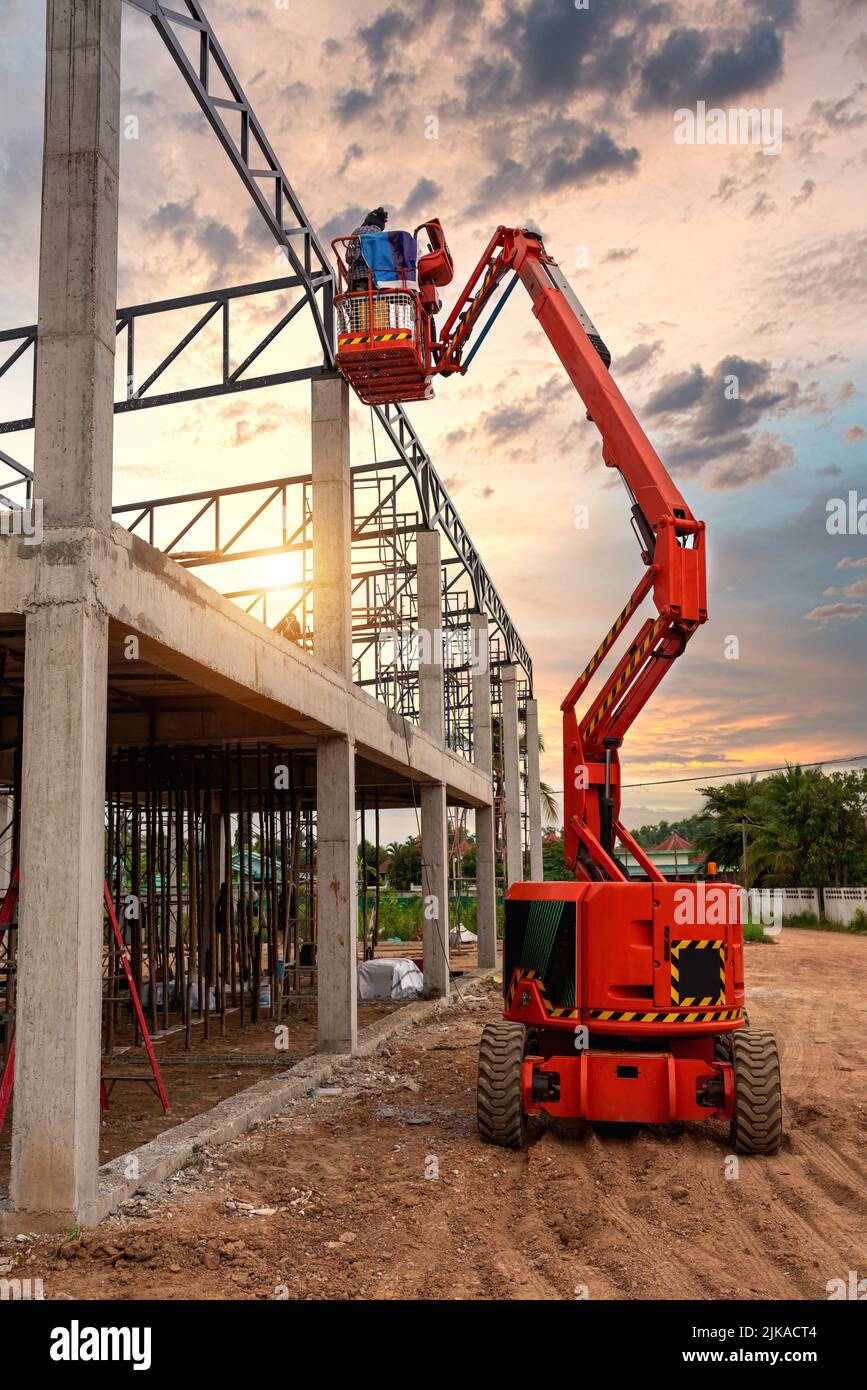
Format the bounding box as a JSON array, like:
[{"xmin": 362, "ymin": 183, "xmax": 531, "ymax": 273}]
[
  {"xmin": 781, "ymin": 887, "xmax": 820, "ymax": 917},
  {"xmin": 824, "ymin": 887, "xmax": 867, "ymax": 926},
  {"xmin": 741, "ymin": 887, "xmax": 867, "ymax": 925},
  {"xmin": 745, "ymin": 887, "xmax": 819, "ymax": 921}
]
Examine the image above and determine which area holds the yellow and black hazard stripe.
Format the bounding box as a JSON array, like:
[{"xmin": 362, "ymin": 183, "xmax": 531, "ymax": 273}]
[
  {"xmin": 339, "ymin": 330, "xmax": 413, "ymax": 345},
  {"xmin": 670, "ymin": 938, "xmax": 726, "ymax": 1007},
  {"xmin": 450, "ymin": 259, "xmax": 504, "ymax": 356},
  {"xmin": 584, "ymin": 617, "xmax": 666, "ymax": 736},
  {"xmin": 507, "ymin": 968, "xmax": 579, "ymax": 1020},
  {"xmin": 573, "ymin": 589, "xmax": 646, "ymax": 697},
  {"xmin": 508, "ymin": 970, "xmax": 741, "ymax": 1025},
  {"xmin": 506, "ymin": 966, "xmax": 536, "ymax": 1008},
  {"xmin": 590, "ymin": 1008, "xmax": 743, "ymax": 1024}
]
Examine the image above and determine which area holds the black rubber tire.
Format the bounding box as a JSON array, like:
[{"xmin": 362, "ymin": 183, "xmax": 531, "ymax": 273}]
[
  {"xmin": 477, "ymin": 1021, "xmax": 527, "ymax": 1148},
  {"xmin": 730, "ymin": 1029, "xmax": 783, "ymax": 1155},
  {"xmin": 716, "ymin": 1010, "xmax": 751, "ymax": 1062}
]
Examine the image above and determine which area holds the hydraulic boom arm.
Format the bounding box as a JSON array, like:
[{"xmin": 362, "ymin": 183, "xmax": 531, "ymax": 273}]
[{"xmin": 432, "ymin": 227, "xmax": 707, "ymax": 883}]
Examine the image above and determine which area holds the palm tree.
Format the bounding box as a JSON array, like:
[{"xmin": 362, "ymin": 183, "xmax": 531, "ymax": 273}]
[
  {"xmin": 540, "ymin": 781, "xmax": 558, "ymax": 825},
  {"xmin": 536, "ymin": 731, "xmax": 558, "ymax": 826},
  {"xmin": 746, "ymin": 765, "xmax": 815, "ymax": 886}
]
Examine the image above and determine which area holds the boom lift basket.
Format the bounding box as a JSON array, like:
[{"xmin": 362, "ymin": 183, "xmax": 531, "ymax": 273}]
[{"xmin": 332, "ymin": 235, "xmax": 434, "ymax": 405}]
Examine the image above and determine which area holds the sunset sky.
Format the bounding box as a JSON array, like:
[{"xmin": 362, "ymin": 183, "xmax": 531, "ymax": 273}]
[{"xmin": 1, "ymin": 0, "xmax": 865, "ymax": 830}]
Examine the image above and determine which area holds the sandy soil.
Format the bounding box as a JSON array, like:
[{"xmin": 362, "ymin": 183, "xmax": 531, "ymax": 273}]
[
  {"xmin": 3, "ymin": 929, "xmax": 865, "ymax": 1301},
  {"xmin": 0, "ymin": 997, "xmax": 402, "ymax": 1185}
]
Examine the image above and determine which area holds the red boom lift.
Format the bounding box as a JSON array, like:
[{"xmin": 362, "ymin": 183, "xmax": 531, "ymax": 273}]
[{"xmin": 334, "ymin": 223, "xmax": 782, "ymax": 1154}]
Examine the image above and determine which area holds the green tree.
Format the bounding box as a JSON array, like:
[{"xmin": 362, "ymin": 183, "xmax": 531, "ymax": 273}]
[
  {"xmin": 542, "ymin": 830, "xmax": 567, "ymax": 880},
  {"xmin": 692, "ymin": 766, "xmax": 867, "ymax": 888},
  {"xmin": 358, "ymin": 838, "xmax": 382, "ymax": 883},
  {"xmin": 747, "ymin": 766, "xmax": 867, "ymax": 887},
  {"xmin": 386, "ymin": 835, "xmax": 422, "ymax": 890},
  {"xmin": 692, "ymin": 780, "xmax": 758, "ymax": 874}
]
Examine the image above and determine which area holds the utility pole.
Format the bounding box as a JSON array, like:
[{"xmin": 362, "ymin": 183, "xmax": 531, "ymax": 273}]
[{"xmin": 741, "ymin": 817, "xmax": 750, "ymax": 889}]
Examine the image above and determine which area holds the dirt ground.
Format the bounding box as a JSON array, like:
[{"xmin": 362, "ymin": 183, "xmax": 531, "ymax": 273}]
[
  {"xmin": 0, "ymin": 997, "xmax": 402, "ymax": 1185},
  {"xmin": 2, "ymin": 929, "xmax": 865, "ymax": 1301}
]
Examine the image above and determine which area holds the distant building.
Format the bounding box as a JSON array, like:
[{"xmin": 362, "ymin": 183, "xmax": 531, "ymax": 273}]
[{"xmin": 622, "ymin": 831, "xmax": 701, "ymax": 881}]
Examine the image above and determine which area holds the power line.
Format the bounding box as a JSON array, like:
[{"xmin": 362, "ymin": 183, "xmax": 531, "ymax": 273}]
[
  {"xmin": 623, "ymin": 753, "xmax": 867, "ymax": 789},
  {"xmin": 546, "ymin": 752, "xmax": 867, "ymax": 795}
]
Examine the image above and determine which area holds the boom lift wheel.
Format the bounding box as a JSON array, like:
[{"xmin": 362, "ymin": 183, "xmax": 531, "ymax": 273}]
[
  {"xmin": 730, "ymin": 1029, "xmax": 783, "ymax": 1156},
  {"xmin": 477, "ymin": 1021, "xmax": 527, "ymax": 1149},
  {"xmin": 714, "ymin": 1008, "xmax": 750, "ymax": 1063}
]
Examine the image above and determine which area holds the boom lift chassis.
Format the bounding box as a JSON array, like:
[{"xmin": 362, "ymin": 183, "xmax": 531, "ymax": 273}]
[{"xmin": 336, "ymin": 224, "xmax": 782, "ymax": 1154}]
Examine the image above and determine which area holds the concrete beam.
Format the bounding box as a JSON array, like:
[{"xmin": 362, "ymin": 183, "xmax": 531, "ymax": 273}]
[
  {"xmin": 502, "ymin": 663, "xmax": 523, "ymax": 887},
  {"xmin": 316, "ymin": 736, "xmax": 358, "ymax": 1053},
  {"xmin": 0, "ymin": 531, "xmax": 497, "ymax": 806},
  {"xmin": 9, "ymin": 0, "xmax": 120, "ymax": 1228},
  {"xmin": 2, "ymin": 526, "xmax": 495, "ymax": 813},
  {"xmin": 97, "ymin": 528, "xmax": 492, "ymax": 807},
  {"xmin": 470, "ymin": 612, "xmax": 497, "ymax": 969},
  {"xmin": 525, "ymin": 697, "xmax": 543, "ymax": 881}
]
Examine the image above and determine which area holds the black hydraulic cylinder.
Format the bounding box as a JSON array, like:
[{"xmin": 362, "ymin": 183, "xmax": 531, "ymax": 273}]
[{"xmin": 600, "ymin": 738, "xmax": 617, "ymax": 857}]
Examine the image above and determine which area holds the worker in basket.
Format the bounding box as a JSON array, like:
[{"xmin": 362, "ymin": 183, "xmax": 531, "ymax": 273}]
[
  {"xmin": 347, "ymin": 206, "xmax": 389, "ymax": 287},
  {"xmin": 333, "ymin": 213, "xmax": 453, "ymax": 405}
]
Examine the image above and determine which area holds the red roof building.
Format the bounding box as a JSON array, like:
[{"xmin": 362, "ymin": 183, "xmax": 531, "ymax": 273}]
[{"xmin": 648, "ymin": 832, "xmax": 693, "ymax": 853}]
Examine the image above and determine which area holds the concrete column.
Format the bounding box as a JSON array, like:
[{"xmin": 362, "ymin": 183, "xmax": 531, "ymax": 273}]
[
  {"xmin": 502, "ymin": 663, "xmax": 523, "ymax": 888},
  {"xmin": 525, "ymin": 697, "xmax": 544, "ymax": 882},
  {"xmin": 312, "ymin": 373, "xmax": 352, "ymax": 679},
  {"xmin": 416, "ymin": 528, "xmax": 449, "ymax": 996},
  {"xmin": 416, "ymin": 528, "xmax": 443, "ymax": 738},
  {"xmin": 310, "ymin": 372, "xmax": 358, "ymax": 1051},
  {"xmin": 420, "ymin": 784, "xmax": 450, "ymax": 998},
  {"xmin": 34, "ymin": 0, "xmax": 121, "ymax": 532},
  {"xmin": 470, "ymin": 612, "xmax": 497, "ymax": 969},
  {"xmin": 316, "ymin": 737, "xmax": 358, "ymax": 1052},
  {"xmin": 9, "ymin": 0, "xmax": 120, "ymax": 1228}
]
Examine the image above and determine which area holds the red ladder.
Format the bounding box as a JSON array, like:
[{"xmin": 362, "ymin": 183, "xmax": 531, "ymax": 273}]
[
  {"xmin": 0, "ymin": 867, "xmax": 19, "ymax": 1129},
  {"xmin": 0, "ymin": 872, "xmax": 169, "ymax": 1133},
  {"xmin": 0, "ymin": 862, "xmax": 17, "ymax": 950}
]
